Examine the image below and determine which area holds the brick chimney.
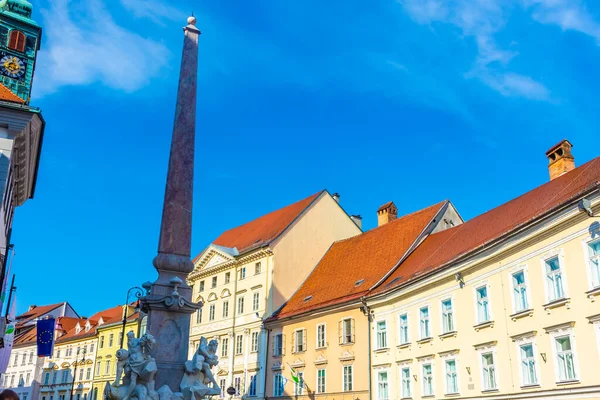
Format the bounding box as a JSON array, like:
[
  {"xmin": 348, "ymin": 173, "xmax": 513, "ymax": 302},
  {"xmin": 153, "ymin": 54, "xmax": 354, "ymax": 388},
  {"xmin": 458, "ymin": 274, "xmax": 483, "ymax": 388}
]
[
  {"xmin": 377, "ymin": 201, "xmax": 398, "ymax": 227},
  {"xmin": 28, "ymin": 305, "xmax": 37, "ymax": 311},
  {"xmin": 546, "ymin": 140, "xmax": 575, "ymax": 180}
]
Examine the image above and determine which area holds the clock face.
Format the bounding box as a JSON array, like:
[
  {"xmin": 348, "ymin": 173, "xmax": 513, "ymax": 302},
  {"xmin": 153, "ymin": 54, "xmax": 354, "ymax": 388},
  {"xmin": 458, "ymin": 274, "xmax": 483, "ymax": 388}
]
[{"xmin": 0, "ymin": 52, "xmax": 27, "ymax": 81}]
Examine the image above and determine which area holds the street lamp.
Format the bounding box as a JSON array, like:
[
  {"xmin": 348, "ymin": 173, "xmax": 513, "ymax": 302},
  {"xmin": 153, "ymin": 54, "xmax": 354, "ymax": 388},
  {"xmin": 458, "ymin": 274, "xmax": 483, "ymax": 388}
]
[
  {"xmin": 120, "ymin": 286, "xmax": 143, "ymax": 348},
  {"xmin": 69, "ymin": 347, "xmax": 87, "ymax": 400}
]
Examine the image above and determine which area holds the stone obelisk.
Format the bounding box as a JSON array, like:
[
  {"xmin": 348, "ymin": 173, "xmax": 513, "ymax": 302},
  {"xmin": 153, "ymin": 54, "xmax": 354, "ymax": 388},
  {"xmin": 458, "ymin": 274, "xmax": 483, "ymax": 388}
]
[{"xmin": 141, "ymin": 16, "xmax": 201, "ymax": 391}]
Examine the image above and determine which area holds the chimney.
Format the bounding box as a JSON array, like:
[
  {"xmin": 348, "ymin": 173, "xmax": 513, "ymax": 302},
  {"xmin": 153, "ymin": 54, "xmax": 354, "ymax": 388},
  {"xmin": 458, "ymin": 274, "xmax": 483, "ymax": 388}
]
[
  {"xmin": 28, "ymin": 305, "xmax": 36, "ymax": 311},
  {"xmin": 377, "ymin": 201, "xmax": 398, "ymax": 227},
  {"xmin": 350, "ymin": 215, "xmax": 362, "ymax": 229},
  {"xmin": 546, "ymin": 140, "xmax": 575, "ymax": 180},
  {"xmin": 332, "ymin": 193, "xmax": 340, "ymax": 203}
]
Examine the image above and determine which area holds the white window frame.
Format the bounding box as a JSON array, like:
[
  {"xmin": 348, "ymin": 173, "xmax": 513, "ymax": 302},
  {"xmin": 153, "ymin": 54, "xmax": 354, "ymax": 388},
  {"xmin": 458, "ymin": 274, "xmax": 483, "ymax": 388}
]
[
  {"xmin": 541, "ymin": 250, "xmax": 568, "ymax": 303},
  {"xmin": 273, "ymin": 334, "xmax": 283, "ymax": 356},
  {"xmin": 253, "ymin": 292, "xmax": 260, "ymax": 311},
  {"xmin": 209, "ymin": 304, "xmax": 215, "ymax": 321},
  {"xmin": 294, "ymin": 371, "xmax": 304, "ymax": 395},
  {"xmin": 516, "ymin": 340, "xmax": 539, "ymax": 387},
  {"xmin": 444, "ymin": 358, "xmax": 459, "ymax": 395},
  {"xmin": 376, "ymin": 369, "xmax": 389, "ymax": 400},
  {"xmin": 239, "ymin": 267, "xmax": 246, "ymax": 280},
  {"xmin": 341, "ymin": 317, "xmax": 354, "ymax": 344},
  {"xmin": 440, "ymin": 298, "xmax": 454, "ymax": 334},
  {"xmin": 398, "ymin": 313, "xmax": 409, "ymax": 345},
  {"xmin": 474, "ymin": 283, "xmax": 492, "ymax": 324},
  {"xmin": 342, "ymin": 364, "xmax": 353, "ymax": 392},
  {"xmin": 222, "ymin": 301, "xmax": 229, "ymax": 318},
  {"xmin": 251, "ymin": 331, "xmax": 259, "ymax": 353},
  {"xmin": 221, "ymin": 337, "xmax": 229, "ymax": 357},
  {"xmin": 273, "ymin": 373, "xmax": 284, "ymax": 397},
  {"xmin": 235, "ymin": 335, "xmax": 243, "ymax": 355},
  {"xmin": 400, "ymin": 365, "xmax": 411, "ymax": 399},
  {"xmin": 419, "ymin": 306, "xmax": 431, "ymax": 339},
  {"xmin": 421, "ymin": 361, "xmax": 434, "ymax": 397},
  {"xmin": 509, "ymin": 267, "xmax": 531, "ymax": 314},
  {"xmin": 238, "ymin": 297, "xmax": 244, "ymax": 314},
  {"xmin": 316, "ymin": 368, "xmax": 326, "ymax": 394},
  {"xmin": 376, "ymin": 320, "xmax": 388, "ymax": 349},
  {"xmin": 549, "ymin": 329, "xmax": 579, "ymax": 383},
  {"xmin": 583, "ymin": 237, "xmax": 600, "ymax": 290},
  {"xmin": 316, "ymin": 323, "xmax": 326, "ymax": 349},
  {"xmin": 478, "ymin": 348, "xmax": 498, "ymax": 391},
  {"xmin": 294, "ymin": 329, "xmax": 306, "ymax": 353}
]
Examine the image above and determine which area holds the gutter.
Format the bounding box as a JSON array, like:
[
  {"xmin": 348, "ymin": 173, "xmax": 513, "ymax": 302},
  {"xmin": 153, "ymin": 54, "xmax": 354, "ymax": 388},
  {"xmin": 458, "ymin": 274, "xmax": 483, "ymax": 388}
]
[{"xmin": 360, "ymin": 297, "xmax": 372, "ymax": 400}]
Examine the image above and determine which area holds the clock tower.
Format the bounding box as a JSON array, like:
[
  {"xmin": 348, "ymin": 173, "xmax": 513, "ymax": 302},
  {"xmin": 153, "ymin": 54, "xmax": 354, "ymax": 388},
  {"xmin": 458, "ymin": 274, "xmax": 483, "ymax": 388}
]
[{"xmin": 0, "ymin": 0, "xmax": 41, "ymax": 104}]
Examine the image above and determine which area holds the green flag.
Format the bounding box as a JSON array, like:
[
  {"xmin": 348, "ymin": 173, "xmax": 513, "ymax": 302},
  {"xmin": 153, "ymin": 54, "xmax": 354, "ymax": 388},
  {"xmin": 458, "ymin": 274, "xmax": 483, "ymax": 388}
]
[{"xmin": 287, "ymin": 363, "xmax": 299, "ymax": 385}]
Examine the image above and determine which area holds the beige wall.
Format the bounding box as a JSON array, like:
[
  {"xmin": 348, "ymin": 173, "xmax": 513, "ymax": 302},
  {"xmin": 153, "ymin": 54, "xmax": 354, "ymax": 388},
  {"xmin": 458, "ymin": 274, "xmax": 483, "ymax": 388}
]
[
  {"xmin": 270, "ymin": 194, "xmax": 362, "ymax": 313},
  {"xmin": 266, "ymin": 307, "xmax": 370, "ymax": 400},
  {"xmin": 368, "ymin": 199, "xmax": 600, "ymax": 399}
]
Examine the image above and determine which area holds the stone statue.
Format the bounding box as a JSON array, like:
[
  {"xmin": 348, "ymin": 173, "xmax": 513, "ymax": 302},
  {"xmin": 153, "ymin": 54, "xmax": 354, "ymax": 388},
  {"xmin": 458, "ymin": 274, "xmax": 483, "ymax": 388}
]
[
  {"xmin": 180, "ymin": 337, "xmax": 221, "ymax": 399},
  {"xmin": 104, "ymin": 331, "xmax": 158, "ymax": 400}
]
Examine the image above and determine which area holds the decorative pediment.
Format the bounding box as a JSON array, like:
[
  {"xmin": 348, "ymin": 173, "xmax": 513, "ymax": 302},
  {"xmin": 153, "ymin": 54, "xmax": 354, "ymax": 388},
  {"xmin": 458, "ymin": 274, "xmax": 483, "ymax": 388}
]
[
  {"xmin": 208, "ymin": 293, "xmax": 218, "ymax": 302},
  {"xmin": 314, "ymin": 354, "xmax": 328, "ymax": 365},
  {"xmin": 193, "ymin": 245, "xmax": 238, "ymax": 273},
  {"xmin": 195, "ymin": 295, "xmax": 205, "ymax": 303},
  {"xmin": 221, "ymin": 289, "xmax": 231, "ymax": 298},
  {"xmin": 217, "ymin": 368, "xmax": 229, "ymax": 376},
  {"xmin": 61, "ymin": 362, "xmax": 70, "ymax": 368},
  {"xmin": 290, "ymin": 358, "xmax": 305, "ymax": 368},
  {"xmin": 339, "ymin": 350, "xmax": 355, "ymax": 362},
  {"xmin": 271, "ymin": 361, "xmax": 283, "ymax": 371}
]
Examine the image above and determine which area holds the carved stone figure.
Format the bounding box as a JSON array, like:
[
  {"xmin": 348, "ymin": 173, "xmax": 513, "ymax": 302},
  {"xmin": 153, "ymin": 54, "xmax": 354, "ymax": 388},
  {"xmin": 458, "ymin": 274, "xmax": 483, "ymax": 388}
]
[
  {"xmin": 104, "ymin": 332, "xmax": 158, "ymax": 400},
  {"xmin": 180, "ymin": 337, "xmax": 221, "ymax": 399}
]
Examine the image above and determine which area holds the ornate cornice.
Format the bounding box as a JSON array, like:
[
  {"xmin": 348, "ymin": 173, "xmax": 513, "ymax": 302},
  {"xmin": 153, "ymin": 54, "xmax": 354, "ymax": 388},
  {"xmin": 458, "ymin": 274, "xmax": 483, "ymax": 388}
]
[{"xmin": 188, "ymin": 248, "xmax": 273, "ymax": 282}]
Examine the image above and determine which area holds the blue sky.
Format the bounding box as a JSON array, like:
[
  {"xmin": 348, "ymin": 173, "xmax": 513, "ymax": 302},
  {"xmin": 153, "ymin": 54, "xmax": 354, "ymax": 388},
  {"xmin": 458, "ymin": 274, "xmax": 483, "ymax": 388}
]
[{"xmin": 10, "ymin": 0, "xmax": 600, "ymax": 316}]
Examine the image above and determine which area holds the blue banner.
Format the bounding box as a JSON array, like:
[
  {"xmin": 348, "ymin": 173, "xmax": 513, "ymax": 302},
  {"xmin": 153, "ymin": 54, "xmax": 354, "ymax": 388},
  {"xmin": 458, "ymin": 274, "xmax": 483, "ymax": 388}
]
[{"xmin": 36, "ymin": 318, "xmax": 55, "ymax": 357}]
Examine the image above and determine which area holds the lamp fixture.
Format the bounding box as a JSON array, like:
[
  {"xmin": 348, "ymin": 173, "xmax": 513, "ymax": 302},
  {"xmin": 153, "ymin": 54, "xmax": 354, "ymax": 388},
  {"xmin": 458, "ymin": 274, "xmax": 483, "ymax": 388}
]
[{"xmin": 455, "ymin": 272, "xmax": 465, "ymax": 288}]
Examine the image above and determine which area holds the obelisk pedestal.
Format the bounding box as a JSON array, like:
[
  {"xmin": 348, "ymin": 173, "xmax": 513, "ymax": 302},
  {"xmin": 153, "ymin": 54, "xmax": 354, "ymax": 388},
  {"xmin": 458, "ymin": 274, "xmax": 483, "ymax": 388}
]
[{"xmin": 140, "ymin": 16, "xmax": 201, "ymax": 392}]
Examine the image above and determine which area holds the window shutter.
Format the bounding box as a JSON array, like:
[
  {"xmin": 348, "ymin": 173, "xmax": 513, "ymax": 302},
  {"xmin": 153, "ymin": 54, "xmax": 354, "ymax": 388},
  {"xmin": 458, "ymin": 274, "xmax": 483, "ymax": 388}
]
[
  {"xmin": 282, "ymin": 334, "xmax": 286, "ymax": 355},
  {"xmin": 16, "ymin": 32, "xmax": 25, "ymax": 52},
  {"xmin": 291, "ymin": 331, "xmax": 295, "ymax": 353},
  {"xmin": 272, "ymin": 335, "xmax": 276, "ymax": 355},
  {"xmin": 338, "ymin": 320, "xmax": 342, "ymax": 344},
  {"xmin": 302, "ymin": 329, "xmax": 307, "ymax": 350},
  {"xmin": 351, "ymin": 318, "xmax": 355, "ymax": 343},
  {"xmin": 8, "ymin": 31, "xmax": 17, "ymax": 49}
]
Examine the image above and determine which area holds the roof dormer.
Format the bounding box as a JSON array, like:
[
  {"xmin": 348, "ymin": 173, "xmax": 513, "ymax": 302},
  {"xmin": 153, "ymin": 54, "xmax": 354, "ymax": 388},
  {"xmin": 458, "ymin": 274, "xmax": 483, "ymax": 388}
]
[{"xmin": 85, "ymin": 320, "xmax": 91, "ymax": 332}]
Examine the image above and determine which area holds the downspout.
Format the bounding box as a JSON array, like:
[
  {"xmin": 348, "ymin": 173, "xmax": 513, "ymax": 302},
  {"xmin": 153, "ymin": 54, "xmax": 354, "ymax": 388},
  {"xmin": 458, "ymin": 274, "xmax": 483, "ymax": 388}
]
[
  {"xmin": 261, "ymin": 324, "xmax": 271, "ymax": 400},
  {"xmin": 360, "ymin": 297, "xmax": 372, "ymax": 400}
]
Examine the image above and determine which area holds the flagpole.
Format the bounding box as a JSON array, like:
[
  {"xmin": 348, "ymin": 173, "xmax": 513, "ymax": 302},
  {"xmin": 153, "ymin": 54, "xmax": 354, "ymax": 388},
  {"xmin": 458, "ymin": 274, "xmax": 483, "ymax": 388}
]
[{"xmin": 4, "ymin": 275, "xmax": 15, "ymax": 319}]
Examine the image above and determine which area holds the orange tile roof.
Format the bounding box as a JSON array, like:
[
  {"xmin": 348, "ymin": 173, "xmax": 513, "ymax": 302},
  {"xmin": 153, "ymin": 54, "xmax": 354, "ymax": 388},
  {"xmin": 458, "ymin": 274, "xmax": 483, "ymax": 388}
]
[
  {"xmin": 375, "ymin": 156, "xmax": 600, "ymax": 295},
  {"xmin": 16, "ymin": 303, "xmax": 65, "ymax": 328},
  {"xmin": 272, "ymin": 201, "xmax": 447, "ymax": 319},
  {"xmin": 205, "ymin": 190, "xmax": 325, "ymax": 255},
  {"xmin": 0, "ymin": 83, "xmax": 25, "ymax": 104},
  {"xmin": 57, "ymin": 305, "xmax": 124, "ymax": 343}
]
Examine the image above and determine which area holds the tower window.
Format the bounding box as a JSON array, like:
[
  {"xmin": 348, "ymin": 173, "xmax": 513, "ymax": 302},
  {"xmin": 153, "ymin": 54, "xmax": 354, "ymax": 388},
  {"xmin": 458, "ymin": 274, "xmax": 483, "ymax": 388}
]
[{"xmin": 9, "ymin": 30, "xmax": 26, "ymax": 52}]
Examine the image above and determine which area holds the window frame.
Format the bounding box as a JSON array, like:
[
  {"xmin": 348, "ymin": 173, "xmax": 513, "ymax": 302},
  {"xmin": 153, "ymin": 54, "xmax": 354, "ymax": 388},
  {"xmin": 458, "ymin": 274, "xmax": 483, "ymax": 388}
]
[
  {"xmin": 237, "ymin": 297, "xmax": 244, "ymax": 314},
  {"xmin": 440, "ymin": 298, "xmax": 455, "ymax": 334},
  {"xmin": 479, "ymin": 349, "xmax": 498, "ymax": 392},
  {"xmin": 583, "ymin": 237, "xmax": 600, "ymax": 290},
  {"xmin": 273, "ymin": 333, "xmax": 284, "ymax": 356},
  {"xmin": 421, "ymin": 361, "xmax": 434, "ymax": 397},
  {"xmin": 342, "ymin": 364, "xmax": 353, "ymax": 392},
  {"xmin": 235, "ymin": 334, "xmax": 244, "ymax": 355},
  {"xmin": 8, "ymin": 30, "xmax": 25, "ymax": 52},
  {"xmin": 541, "ymin": 251, "xmax": 568, "ymax": 303},
  {"xmin": 375, "ymin": 320, "xmax": 388, "ymax": 350},
  {"xmin": 398, "ymin": 313, "xmax": 409, "ymax": 345},
  {"xmin": 251, "ymin": 331, "xmax": 259, "ymax": 353},
  {"xmin": 400, "ymin": 366, "xmax": 411, "ymax": 399},
  {"xmin": 550, "ymin": 330, "xmax": 579, "ymax": 383},
  {"xmin": 376, "ymin": 369, "xmax": 388, "ymax": 400},
  {"xmin": 509, "ymin": 267, "xmax": 531, "ymax": 314},
  {"xmin": 316, "ymin": 368, "xmax": 326, "ymax": 394},
  {"xmin": 209, "ymin": 304, "xmax": 216, "ymax": 321},
  {"xmin": 252, "ymin": 292, "xmax": 260, "ymax": 311},
  {"xmin": 517, "ymin": 341, "xmax": 539, "ymax": 387},
  {"xmin": 474, "ymin": 283, "xmax": 492, "ymax": 324},
  {"xmin": 340, "ymin": 317, "xmax": 355, "ymax": 344},
  {"xmin": 273, "ymin": 373, "xmax": 284, "ymax": 397},
  {"xmin": 293, "ymin": 329, "xmax": 306, "ymax": 353},
  {"xmin": 212, "ymin": 276, "xmax": 218, "ymax": 288},
  {"xmin": 419, "ymin": 306, "xmax": 431, "ymax": 339},
  {"xmin": 221, "ymin": 337, "xmax": 229, "ymax": 358},
  {"xmin": 444, "ymin": 358, "xmax": 459, "ymax": 395},
  {"xmin": 222, "ymin": 301, "xmax": 229, "ymax": 318},
  {"xmin": 316, "ymin": 323, "xmax": 327, "ymax": 349}
]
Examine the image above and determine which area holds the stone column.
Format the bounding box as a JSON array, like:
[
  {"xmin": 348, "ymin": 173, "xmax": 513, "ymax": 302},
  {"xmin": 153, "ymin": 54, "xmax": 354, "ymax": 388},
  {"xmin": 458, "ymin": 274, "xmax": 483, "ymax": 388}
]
[
  {"xmin": 140, "ymin": 16, "xmax": 202, "ymax": 392},
  {"xmin": 243, "ymin": 329, "xmax": 250, "ymax": 395}
]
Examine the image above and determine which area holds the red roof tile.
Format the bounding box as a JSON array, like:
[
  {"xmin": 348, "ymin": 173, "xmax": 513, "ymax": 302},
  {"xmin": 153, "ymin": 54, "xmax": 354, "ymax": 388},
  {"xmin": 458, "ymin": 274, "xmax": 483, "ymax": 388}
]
[
  {"xmin": 207, "ymin": 190, "xmax": 324, "ymax": 255},
  {"xmin": 375, "ymin": 156, "xmax": 600, "ymax": 295},
  {"xmin": 57, "ymin": 306, "xmax": 124, "ymax": 343},
  {"xmin": 272, "ymin": 201, "xmax": 447, "ymax": 319},
  {"xmin": 0, "ymin": 83, "xmax": 25, "ymax": 104},
  {"xmin": 16, "ymin": 303, "xmax": 66, "ymax": 328}
]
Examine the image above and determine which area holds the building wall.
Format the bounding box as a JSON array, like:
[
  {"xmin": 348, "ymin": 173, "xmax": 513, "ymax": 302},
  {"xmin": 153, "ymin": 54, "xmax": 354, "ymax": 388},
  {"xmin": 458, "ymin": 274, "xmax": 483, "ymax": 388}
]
[
  {"xmin": 368, "ymin": 201, "xmax": 600, "ymax": 399},
  {"xmin": 270, "ymin": 195, "xmax": 362, "ymax": 313},
  {"xmin": 1, "ymin": 343, "xmax": 41, "ymax": 400},
  {"xmin": 265, "ymin": 308, "xmax": 369, "ymax": 400}
]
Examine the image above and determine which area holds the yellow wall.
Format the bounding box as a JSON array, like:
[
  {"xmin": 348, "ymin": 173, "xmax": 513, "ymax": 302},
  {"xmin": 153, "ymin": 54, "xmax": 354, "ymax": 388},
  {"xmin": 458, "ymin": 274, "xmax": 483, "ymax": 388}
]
[
  {"xmin": 368, "ymin": 202, "xmax": 600, "ymax": 399},
  {"xmin": 266, "ymin": 308, "xmax": 369, "ymax": 400}
]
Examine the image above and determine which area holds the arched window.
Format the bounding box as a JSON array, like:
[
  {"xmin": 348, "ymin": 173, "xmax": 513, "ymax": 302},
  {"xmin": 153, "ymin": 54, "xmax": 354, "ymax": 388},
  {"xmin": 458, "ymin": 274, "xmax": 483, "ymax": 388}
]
[{"xmin": 8, "ymin": 30, "xmax": 25, "ymax": 52}]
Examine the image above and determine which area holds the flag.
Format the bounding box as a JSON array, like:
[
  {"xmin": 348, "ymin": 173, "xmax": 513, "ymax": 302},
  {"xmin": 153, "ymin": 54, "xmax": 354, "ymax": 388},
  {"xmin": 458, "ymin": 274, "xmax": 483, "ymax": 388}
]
[
  {"xmin": 37, "ymin": 318, "xmax": 56, "ymax": 357},
  {"xmin": 0, "ymin": 291, "xmax": 16, "ymax": 374},
  {"xmin": 287, "ymin": 363, "xmax": 300, "ymax": 385}
]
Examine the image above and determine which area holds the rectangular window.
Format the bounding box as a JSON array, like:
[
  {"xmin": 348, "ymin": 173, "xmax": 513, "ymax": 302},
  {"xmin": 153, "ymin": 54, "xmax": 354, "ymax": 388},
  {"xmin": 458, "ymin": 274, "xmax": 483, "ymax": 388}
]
[
  {"xmin": 401, "ymin": 367, "xmax": 411, "ymax": 398},
  {"xmin": 199, "ymin": 280, "xmax": 205, "ymax": 292},
  {"xmin": 441, "ymin": 299, "xmax": 454, "ymax": 333},
  {"xmin": 317, "ymin": 324, "xmax": 326, "ymax": 348},
  {"xmin": 52, "ymin": 371, "xmax": 57, "ymax": 384},
  {"xmin": 222, "ymin": 301, "xmax": 229, "ymax": 318},
  {"xmin": 255, "ymin": 262, "xmax": 261, "ymax": 275},
  {"xmin": 253, "ymin": 293, "xmax": 260, "ymax": 311},
  {"xmin": 294, "ymin": 329, "xmax": 306, "ymax": 353},
  {"xmin": 96, "ymin": 361, "xmax": 101, "ymax": 376},
  {"xmin": 377, "ymin": 371, "xmax": 388, "ymax": 400},
  {"xmin": 545, "ymin": 256, "xmax": 565, "ymax": 301},
  {"xmin": 225, "ymin": 272, "xmax": 231, "ymax": 284},
  {"xmin": 588, "ymin": 239, "xmax": 600, "ymax": 288},
  {"xmin": 273, "ymin": 334, "xmax": 284, "ymax": 356},
  {"xmin": 251, "ymin": 331, "xmax": 259, "ymax": 352},
  {"xmin": 376, "ymin": 321, "xmax": 387, "ymax": 349},
  {"xmin": 397, "ymin": 313, "xmax": 409, "ymax": 344},
  {"xmin": 343, "ymin": 365, "xmax": 353, "ymax": 392},
  {"xmin": 420, "ymin": 307, "xmax": 431, "ymax": 338},
  {"xmin": 341, "ymin": 318, "xmax": 354, "ymax": 344},
  {"xmin": 234, "ymin": 376, "xmax": 241, "ymax": 396},
  {"xmin": 21, "ymin": 353, "xmax": 26, "ymax": 365},
  {"xmin": 79, "ymin": 368, "xmax": 84, "ymax": 380},
  {"xmin": 481, "ymin": 352, "xmax": 497, "ymax": 391},
  {"xmin": 99, "ymin": 336, "xmax": 104, "ymax": 349},
  {"xmin": 555, "ymin": 335, "xmax": 576, "ymax": 382},
  {"xmin": 317, "ymin": 369, "xmax": 326, "ymax": 394},
  {"xmin": 476, "ymin": 286, "xmax": 491, "ymax": 323},
  {"xmin": 62, "ymin": 369, "xmax": 68, "ymax": 383},
  {"xmin": 105, "ymin": 360, "xmax": 110, "ymax": 375},
  {"xmin": 209, "ymin": 305, "xmax": 215, "ymax": 321},
  {"xmin": 274, "ymin": 374, "xmax": 284, "ymax": 397},
  {"xmin": 44, "ymin": 372, "xmax": 50, "ymax": 385},
  {"xmin": 238, "ymin": 297, "xmax": 244, "ymax": 314},
  {"xmin": 512, "ymin": 271, "xmax": 529, "ymax": 312},
  {"xmin": 196, "ymin": 309, "xmax": 202, "ymax": 324},
  {"xmin": 90, "ymin": 343, "xmax": 95, "ymax": 353},
  {"xmin": 445, "ymin": 359, "xmax": 458, "ymax": 394},
  {"xmin": 221, "ymin": 338, "xmax": 229, "ymax": 358},
  {"xmin": 240, "ymin": 267, "xmax": 246, "ymax": 280},
  {"xmin": 520, "ymin": 344, "xmax": 537, "ymax": 386},
  {"xmin": 86, "ymin": 368, "xmax": 91, "ymax": 380},
  {"xmin": 249, "ymin": 374, "xmax": 257, "ymax": 397},
  {"xmin": 422, "ymin": 363, "xmax": 433, "ymax": 396},
  {"xmin": 235, "ymin": 335, "xmax": 243, "ymax": 355},
  {"xmin": 212, "ymin": 276, "xmax": 218, "ymax": 288},
  {"xmin": 220, "ymin": 379, "xmax": 227, "ymax": 398},
  {"xmin": 109, "ymin": 333, "xmax": 114, "ymax": 348},
  {"xmin": 294, "ymin": 371, "xmax": 304, "ymax": 395}
]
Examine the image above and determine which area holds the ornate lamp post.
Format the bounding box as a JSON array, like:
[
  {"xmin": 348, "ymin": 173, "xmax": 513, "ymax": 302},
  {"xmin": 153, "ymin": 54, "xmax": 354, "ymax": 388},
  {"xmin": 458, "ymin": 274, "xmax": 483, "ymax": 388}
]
[
  {"xmin": 69, "ymin": 347, "xmax": 86, "ymax": 400},
  {"xmin": 120, "ymin": 286, "xmax": 143, "ymax": 348}
]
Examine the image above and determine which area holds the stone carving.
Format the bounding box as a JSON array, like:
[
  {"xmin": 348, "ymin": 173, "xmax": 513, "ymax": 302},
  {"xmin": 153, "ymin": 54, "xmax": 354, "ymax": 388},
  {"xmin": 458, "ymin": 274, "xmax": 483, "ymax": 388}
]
[
  {"xmin": 104, "ymin": 332, "xmax": 158, "ymax": 400},
  {"xmin": 141, "ymin": 277, "xmax": 202, "ymax": 314},
  {"xmin": 180, "ymin": 337, "xmax": 221, "ymax": 399}
]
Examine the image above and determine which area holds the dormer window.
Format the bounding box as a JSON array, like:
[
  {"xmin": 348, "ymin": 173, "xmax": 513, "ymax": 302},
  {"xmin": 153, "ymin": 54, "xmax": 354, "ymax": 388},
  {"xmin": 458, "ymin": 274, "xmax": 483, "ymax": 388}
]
[
  {"xmin": 75, "ymin": 324, "xmax": 81, "ymax": 334},
  {"xmin": 85, "ymin": 321, "xmax": 91, "ymax": 332},
  {"xmin": 8, "ymin": 30, "xmax": 26, "ymax": 52}
]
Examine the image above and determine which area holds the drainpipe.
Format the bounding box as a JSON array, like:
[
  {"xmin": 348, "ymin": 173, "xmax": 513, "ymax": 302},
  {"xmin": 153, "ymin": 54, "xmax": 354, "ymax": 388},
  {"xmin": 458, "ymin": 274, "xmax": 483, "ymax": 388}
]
[{"xmin": 360, "ymin": 297, "xmax": 372, "ymax": 400}]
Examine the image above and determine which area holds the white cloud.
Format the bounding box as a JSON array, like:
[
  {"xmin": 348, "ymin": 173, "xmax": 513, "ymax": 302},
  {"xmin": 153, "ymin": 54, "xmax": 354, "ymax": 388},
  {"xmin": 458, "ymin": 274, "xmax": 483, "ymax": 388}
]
[
  {"xmin": 33, "ymin": 0, "xmax": 171, "ymax": 97},
  {"xmin": 526, "ymin": 0, "xmax": 600, "ymax": 42},
  {"xmin": 119, "ymin": 0, "xmax": 188, "ymax": 25}
]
